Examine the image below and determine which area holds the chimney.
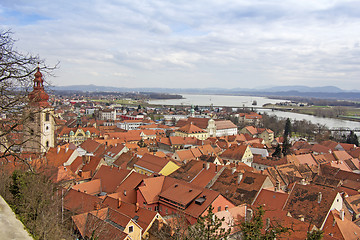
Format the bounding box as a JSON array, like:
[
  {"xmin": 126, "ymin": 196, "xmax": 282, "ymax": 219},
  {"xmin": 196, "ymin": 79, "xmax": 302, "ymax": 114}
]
[
  {"xmin": 275, "ymin": 181, "xmax": 280, "ymax": 192},
  {"xmin": 246, "ymin": 208, "xmax": 253, "ymax": 222},
  {"xmin": 318, "ymin": 192, "xmax": 322, "ymax": 204},
  {"xmin": 57, "ymin": 145, "xmax": 61, "ymax": 154},
  {"xmin": 135, "ymin": 202, "xmax": 139, "ymax": 212},
  {"xmin": 118, "ymin": 198, "xmax": 121, "ymax": 208},
  {"xmin": 158, "ymin": 219, "xmax": 164, "ymax": 230},
  {"xmin": 79, "ymin": 170, "xmax": 83, "ymax": 177},
  {"xmin": 265, "ymin": 218, "xmax": 270, "ymax": 230},
  {"xmin": 340, "ymin": 209, "xmax": 345, "ymax": 221},
  {"xmin": 231, "ymin": 167, "xmax": 236, "ymax": 174},
  {"xmin": 94, "ymin": 202, "xmax": 100, "ymax": 210},
  {"xmin": 237, "ymin": 172, "xmax": 243, "ymax": 184},
  {"xmin": 65, "ymin": 146, "xmax": 69, "ymax": 153},
  {"xmin": 206, "ymin": 162, "xmax": 210, "ymax": 170}
]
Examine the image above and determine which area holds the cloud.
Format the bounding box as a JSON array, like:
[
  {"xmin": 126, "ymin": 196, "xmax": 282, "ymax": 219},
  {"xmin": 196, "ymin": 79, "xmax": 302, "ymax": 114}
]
[{"xmin": 1, "ymin": 0, "xmax": 360, "ymax": 90}]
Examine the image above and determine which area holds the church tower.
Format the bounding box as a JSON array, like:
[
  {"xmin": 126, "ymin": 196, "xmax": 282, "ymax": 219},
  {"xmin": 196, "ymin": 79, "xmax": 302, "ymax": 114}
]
[{"xmin": 23, "ymin": 67, "xmax": 55, "ymax": 153}]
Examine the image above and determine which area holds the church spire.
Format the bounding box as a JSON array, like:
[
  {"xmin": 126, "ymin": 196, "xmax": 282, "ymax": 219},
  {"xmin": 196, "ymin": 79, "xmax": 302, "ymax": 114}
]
[{"xmin": 28, "ymin": 66, "xmax": 50, "ymax": 107}]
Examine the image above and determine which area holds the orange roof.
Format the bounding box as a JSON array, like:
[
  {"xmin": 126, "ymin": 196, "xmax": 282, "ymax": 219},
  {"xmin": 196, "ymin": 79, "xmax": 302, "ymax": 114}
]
[
  {"xmin": 113, "ymin": 171, "xmax": 147, "ymax": 204},
  {"xmin": 252, "ymin": 188, "xmax": 288, "ymax": 211},
  {"xmin": 134, "ymin": 154, "xmax": 173, "ymax": 174},
  {"xmin": 92, "ymin": 165, "xmax": 131, "ymax": 194},
  {"xmin": 72, "ymin": 179, "xmax": 102, "ymax": 195},
  {"xmin": 138, "ymin": 176, "xmax": 166, "ymax": 204},
  {"xmin": 177, "ymin": 123, "xmax": 206, "ymax": 134}
]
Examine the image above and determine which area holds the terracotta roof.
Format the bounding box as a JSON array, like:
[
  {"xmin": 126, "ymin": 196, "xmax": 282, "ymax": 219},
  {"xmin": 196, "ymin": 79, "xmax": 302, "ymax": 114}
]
[
  {"xmin": 169, "ymin": 160, "xmax": 221, "ymax": 188},
  {"xmin": 92, "ymin": 165, "xmax": 131, "ymax": 194},
  {"xmin": 221, "ymin": 144, "xmax": 249, "ymax": 161},
  {"xmin": 333, "ymin": 150, "xmax": 353, "ymax": 161},
  {"xmin": 138, "ymin": 176, "xmax": 166, "ymax": 204},
  {"xmin": 177, "ymin": 123, "xmax": 206, "ymax": 134},
  {"xmin": 322, "ymin": 209, "xmax": 360, "ymax": 240},
  {"xmin": 64, "ymin": 189, "xmax": 103, "ymax": 214},
  {"xmin": 72, "ymin": 179, "xmax": 102, "ymax": 195},
  {"xmin": 79, "ymin": 139, "xmax": 102, "ymax": 154},
  {"xmin": 134, "ymin": 153, "xmax": 172, "ymax": 174},
  {"xmin": 294, "ymin": 154, "xmax": 317, "ymax": 166},
  {"xmin": 160, "ymin": 182, "xmax": 202, "ymax": 207},
  {"xmin": 214, "ymin": 120, "xmax": 237, "ymax": 130},
  {"xmin": 101, "ymin": 199, "xmax": 158, "ymax": 233},
  {"xmin": 210, "ymin": 169, "xmax": 270, "ymax": 205},
  {"xmin": 283, "ymin": 183, "xmax": 340, "ymax": 228},
  {"xmin": 113, "ymin": 151, "xmax": 136, "ymax": 169},
  {"xmin": 252, "ymin": 188, "xmax": 289, "ymax": 211},
  {"xmin": 113, "ymin": 171, "xmax": 147, "ymax": 204},
  {"xmin": 344, "ymin": 194, "xmax": 360, "ymax": 217},
  {"xmin": 45, "ymin": 147, "xmax": 75, "ymax": 167}
]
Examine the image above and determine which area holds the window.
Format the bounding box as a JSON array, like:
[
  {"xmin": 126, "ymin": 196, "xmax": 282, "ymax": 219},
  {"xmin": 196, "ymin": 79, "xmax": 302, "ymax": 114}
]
[
  {"xmin": 128, "ymin": 226, "xmax": 133, "ymax": 233},
  {"xmin": 155, "ymin": 206, "xmax": 159, "ymax": 211},
  {"xmin": 148, "ymin": 207, "xmax": 152, "ymax": 211},
  {"xmin": 46, "ymin": 141, "xmax": 49, "ymax": 148},
  {"xmin": 45, "ymin": 113, "xmax": 50, "ymax": 122},
  {"xmin": 165, "ymin": 208, "xmax": 168, "ymax": 214},
  {"xmin": 218, "ymin": 206, "xmax": 221, "ymax": 212}
]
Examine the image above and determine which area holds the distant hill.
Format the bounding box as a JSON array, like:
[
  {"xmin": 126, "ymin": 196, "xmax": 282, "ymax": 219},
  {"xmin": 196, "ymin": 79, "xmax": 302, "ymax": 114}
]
[{"xmin": 52, "ymin": 85, "xmax": 360, "ymax": 100}]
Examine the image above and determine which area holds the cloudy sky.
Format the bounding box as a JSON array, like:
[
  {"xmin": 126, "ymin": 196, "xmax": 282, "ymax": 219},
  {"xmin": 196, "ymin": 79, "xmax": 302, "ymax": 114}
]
[{"xmin": 1, "ymin": 0, "xmax": 360, "ymax": 90}]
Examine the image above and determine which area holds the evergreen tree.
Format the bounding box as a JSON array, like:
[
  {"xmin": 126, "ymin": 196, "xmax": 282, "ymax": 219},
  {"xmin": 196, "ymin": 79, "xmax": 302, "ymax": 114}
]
[
  {"xmin": 346, "ymin": 131, "xmax": 359, "ymax": 146},
  {"xmin": 240, "ymin": 205, "xmax": 291, "ymax": 240},
  {"xmin": 284, "ymin": 118, "xmax": 292, "ymax": 138},
  {"xmin": 186, "ymin": 205, "xmax": 231, "ymax": 240},
  {"xmin": 282, "ymin": 118, "xmax": 292, "ymax": 156},
  {"xmin": 306, "ymin": 229, "xmax": 323, "ymax": 240}
]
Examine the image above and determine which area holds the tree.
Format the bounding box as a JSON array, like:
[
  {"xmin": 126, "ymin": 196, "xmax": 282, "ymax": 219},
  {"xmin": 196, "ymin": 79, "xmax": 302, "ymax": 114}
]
[
  {"xmin": 0, "ymin": 30, "xmax": 55, "ymax": 164},
  {"xmin": 284, "ymin": 118, "xmax": 291, "ymax": 138},
  {"xmin": 187, "ymin": 205, "xmax": 231, "ymax": 240},
  {"xmin": 154, "ymin": 205, "xmax": 230, "ymax": 240},
  {"xmin": 240, "ymin": 205, "xmax": 291, "ymax": 240},
  {"xmin": 282, "ymin": 118, "xmax": 292, "ymax": 156},
  {"xmin": 5, "ymin": 169, "xmax": 73, "ymax": 239},
  {"xmin": 306, "ymin": 229, "xmax": 323, "ymax": 240},
  {"xmin": 346, "ymin": 131, "xmax": 359, "ymax": 146}
]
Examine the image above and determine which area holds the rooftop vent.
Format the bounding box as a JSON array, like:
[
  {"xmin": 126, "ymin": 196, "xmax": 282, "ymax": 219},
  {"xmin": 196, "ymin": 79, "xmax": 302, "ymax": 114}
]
[{"xmin": 195, "ymin": 197, "xmax": 206, "ymax": 205}]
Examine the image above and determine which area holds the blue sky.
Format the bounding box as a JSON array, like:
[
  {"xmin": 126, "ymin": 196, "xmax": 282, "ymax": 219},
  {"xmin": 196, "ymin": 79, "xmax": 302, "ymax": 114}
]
[{"xmin": 1, "ymin": 0, "xmax": 360, "ymax": 90}]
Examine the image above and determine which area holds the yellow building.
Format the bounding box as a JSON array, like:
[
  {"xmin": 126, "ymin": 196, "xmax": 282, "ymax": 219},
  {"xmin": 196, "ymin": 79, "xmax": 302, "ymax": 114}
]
[{"xmin": 175, "ymin": 123, "xmax": 209, "ymax": 140}]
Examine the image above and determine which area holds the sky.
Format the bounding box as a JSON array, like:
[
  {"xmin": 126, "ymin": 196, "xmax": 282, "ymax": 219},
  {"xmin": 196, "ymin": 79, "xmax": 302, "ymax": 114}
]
[{"xmin": 1, "ymin": 0, "xmax": 360, "ymax": 90}]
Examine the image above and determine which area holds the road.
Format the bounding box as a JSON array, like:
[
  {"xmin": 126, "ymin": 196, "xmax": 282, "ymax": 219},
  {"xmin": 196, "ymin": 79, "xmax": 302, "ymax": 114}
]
[{"xmin": 0, "ymin": 196, "xmax": 33, "ymax": 240}]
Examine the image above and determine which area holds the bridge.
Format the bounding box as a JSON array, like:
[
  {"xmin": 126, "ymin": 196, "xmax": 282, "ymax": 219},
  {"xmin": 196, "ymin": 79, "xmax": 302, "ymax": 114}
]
[{"xmin": 329, "ymin": 128, "xmax": 360, "ymax": 132}]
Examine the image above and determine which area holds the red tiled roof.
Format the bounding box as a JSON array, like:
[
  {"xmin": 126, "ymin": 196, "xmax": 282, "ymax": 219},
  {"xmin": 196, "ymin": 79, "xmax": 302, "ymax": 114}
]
[{"xmin": 92, "ymin": 165, "xmax": 131, "ymax": 194}]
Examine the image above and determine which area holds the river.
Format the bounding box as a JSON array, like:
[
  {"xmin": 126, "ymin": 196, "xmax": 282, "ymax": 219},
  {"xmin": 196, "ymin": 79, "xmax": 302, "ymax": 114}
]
[{"xmin": 148, "ymin": 94, "xmax": 360, "ymax": 129}]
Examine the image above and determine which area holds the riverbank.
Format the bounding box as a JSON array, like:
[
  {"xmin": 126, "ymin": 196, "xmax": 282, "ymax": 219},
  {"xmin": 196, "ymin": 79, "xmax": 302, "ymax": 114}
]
[{"xmin": 262, "ymin": 104, "xmax": 360, "ymax": 123}]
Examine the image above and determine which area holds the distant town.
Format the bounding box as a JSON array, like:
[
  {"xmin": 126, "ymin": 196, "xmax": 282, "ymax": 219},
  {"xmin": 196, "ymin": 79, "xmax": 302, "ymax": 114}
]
[{"xmin": 1, "ymin": 68, "xmax": 360, "ymax": 239}]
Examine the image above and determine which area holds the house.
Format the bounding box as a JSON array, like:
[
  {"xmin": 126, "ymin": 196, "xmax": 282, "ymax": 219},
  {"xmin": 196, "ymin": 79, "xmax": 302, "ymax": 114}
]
[
  {"xmin": 57, "ymin": 126, "xmax": 100, "ymax": 145},
  {"xmin": 175, "ymin": 123, "xmax": 209, "ymax": 140},
  {"xmin": 72, "ymin": 207, "xmax": 141, "ymax": 240},
  {"xmin": 283, "ymin": 183, "xmax": 343, "ymax": 230},
  {"xmin": 344, "ymin": 194, "xmax": 360, "ymax": 220},
  {"xmin": 103, "ymin": 144, "xmax": 129, "ymax": 165},
  {"xmin": 322, "ymin": 209, "xmax": 360, "ymax": 239},
  {"xmin": 169, "ymin": 160, "xmax": 226, "ymax": 188},
  {"xmin": 240, "ymin": 126, "xmax": 274, "ymax": 144},
  {"xmin": 214, "ymin": 120, "xmax": 238, "ymax": 137},
  {"xmin": 176, "ymin": 117, "xmax": 216, "ymax": 137},
  {"xmin": 91, "ymin": 165, "xmax": 132, "ymax": 194},
  {"xmin": 220, "ymin": 144, "xmax": 253, "ymax": 166},
  {"xmin": 101, "ymin": 198, "xmax": 164, "ymax": 239},
  {"xmin": 136, "ymin": 176, "xmax": 235, "ymax": 224},
  {"xmin": 210, "ymin": 169, "xmax": 274, "ymax": 205},
  {"xmin": 133, "ymin": 153, "xmax": 180, "ymax": 176}
]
